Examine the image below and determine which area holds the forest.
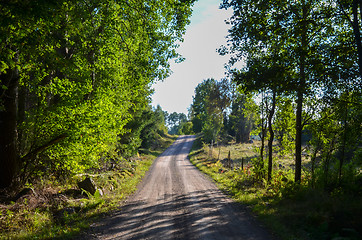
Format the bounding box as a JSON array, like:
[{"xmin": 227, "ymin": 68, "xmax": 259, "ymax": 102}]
[
  {"xmin": 184, "ymin": 0, "xmax": 362, "ymax": 187},
  {"xmin": 1, "ymin": 0, "xmax": 361, "ymax": 239},
  {"xmin": 0, "ymin": 0, "xmax": 194, "ymax": 189},
  {"xmin": 184, "ymin": 0, "xmax": 362, "ymax": 239}
]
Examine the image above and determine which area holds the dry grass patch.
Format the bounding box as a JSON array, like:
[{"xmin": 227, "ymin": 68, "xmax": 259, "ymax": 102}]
[{"xmin": 189, "ymin": 136, "xmax": 362, "ymax": 240}]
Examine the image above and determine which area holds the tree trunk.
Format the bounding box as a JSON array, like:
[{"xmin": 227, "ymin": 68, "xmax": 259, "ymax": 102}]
[
  {"xmin": 258, "ymin": 91, "xmax": 266, "ymax": 178},
  {"xmin": 0, "ymin": 68, "xmax": 19, "ymax": 188},
  {"xmin": 339, "ymin": 104, "xmax": 349, "ymax": 183},
  {"xmin": 352, "ymin": 0, "xmax": 362, "ymax": 79},
  {"xmin": 260, "ymin": 127, "xmax": 265, "ymax": 171},
  {"xmin": 310, "ymin": 146, "xmax": 317, "ymax": 188},
  {"xmin": 337, "ymin": 0, "xmax": 362, "ymax": 79},
  {"xmin": 236, "ymin": 133, "xmax": 241, "ymax": 143},
  {"xmin": 295, "ymin": 88, "xmax": 303, "ymax": 183},
  {"xmin": 295, "ymin": 2, "xmax": 308, "ymax": 183},
  {"xmin": 324, "ymin": 138, "xmax": 336, "ymax": 188},
  {"xmin": 267, "ymin": 92, "xmax": 276, "ymax": 182}
]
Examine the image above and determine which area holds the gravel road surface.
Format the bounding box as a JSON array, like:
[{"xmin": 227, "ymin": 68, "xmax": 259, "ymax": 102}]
[{"xmin": 78, "ymin": 135, "xmax": 275, "ymax": 240}]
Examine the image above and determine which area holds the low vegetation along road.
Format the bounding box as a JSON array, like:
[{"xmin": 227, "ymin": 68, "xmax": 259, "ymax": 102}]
[{"xmin": 80, "ymin": 135, "xmax": 275, "ymax": 240}]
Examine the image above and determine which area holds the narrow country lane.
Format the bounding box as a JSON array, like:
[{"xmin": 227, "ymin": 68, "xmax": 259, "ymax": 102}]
[{"xmin": 79, "ymin": 135, "xmax": 275, "ymax": 240}]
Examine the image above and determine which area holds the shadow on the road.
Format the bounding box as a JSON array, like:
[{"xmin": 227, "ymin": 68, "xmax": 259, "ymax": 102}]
[
  {"xmin": 75, "ymin": 135, "xmax": 274, "ymax": 240},
  {"xmin": 80, "ymin": 189, "xmax": 273, "ymax": 240}
]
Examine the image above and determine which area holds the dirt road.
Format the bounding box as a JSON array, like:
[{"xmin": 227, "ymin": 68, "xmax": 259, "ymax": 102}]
[{"xmin": 80, "ymin": 135, "xmax": 275, "ymax": 240}]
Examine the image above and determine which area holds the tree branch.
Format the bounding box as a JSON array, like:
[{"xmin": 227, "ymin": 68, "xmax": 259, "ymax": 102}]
[
  {"xmin": 336, "ymin": 0, "xmax": 354, "ymax": 27},
  {"xmin": 21, "ymin": 134, "xmax": 67, "ymax": 161}
]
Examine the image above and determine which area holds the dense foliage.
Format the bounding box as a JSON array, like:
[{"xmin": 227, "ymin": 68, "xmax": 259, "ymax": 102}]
[
  {"xmin": 165, "ymin": 111, "xmax": 188, "ymax": 134},
  {"xmin": 188, "ymin": 2, "xmax": 362, "ymax": 238},
  {"xmin": 189, "ymin": 78, "xmax": 257, "ymax": 143},
  {"xmin": 0, "ymin": 0, "xmax": 195, "ymax": 189},
  {"xmin": 219, "ymin": 0, "xmax": 362, "ymax": 186}
]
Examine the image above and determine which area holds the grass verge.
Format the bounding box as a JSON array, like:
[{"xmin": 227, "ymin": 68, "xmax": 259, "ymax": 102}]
[{"xmin": 189, "ymin": 136, "xmax": 362, "ymax": 240}]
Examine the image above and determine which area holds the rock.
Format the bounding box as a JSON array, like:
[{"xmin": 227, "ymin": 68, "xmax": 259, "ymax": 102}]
[
  {"xmin": 77, "ymin": 177, "xmax": 96, "ymax": 195},
  {"xmin": 96, "ymin": 188, "xmax": 103, "ymax": 196}
]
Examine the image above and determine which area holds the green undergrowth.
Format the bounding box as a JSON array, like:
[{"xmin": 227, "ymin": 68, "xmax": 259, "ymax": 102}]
[
  {"xmin": 0, "ymin": 134, "xmax": 178, "ymax": 240},
  {"xmin": 189, "ymin": 136, "xmax": 362, "ymax": 240}
]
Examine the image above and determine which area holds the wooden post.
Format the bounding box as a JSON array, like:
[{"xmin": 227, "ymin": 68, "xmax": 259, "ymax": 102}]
[
  {"xmin": 210, "ymin": 140, "xmax": 213, "ymax": 159},
  {"xmin": 218, "ymin": 142, "xmax": 221, "ymax": 160}
]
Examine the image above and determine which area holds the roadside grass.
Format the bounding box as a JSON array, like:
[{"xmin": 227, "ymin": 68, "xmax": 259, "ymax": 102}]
[
  {"xmin": 189, "ymin": 136, "xmax": 362, "ymax": 240},
  {"xmin": 0, "ymin": 134, "xmax": 178, "ymax": 240}
]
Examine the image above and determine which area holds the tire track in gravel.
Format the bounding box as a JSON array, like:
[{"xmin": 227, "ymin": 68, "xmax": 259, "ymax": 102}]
[{"xmin": 77, "ymin": 135, "xmax": 276, "ymax": 240}]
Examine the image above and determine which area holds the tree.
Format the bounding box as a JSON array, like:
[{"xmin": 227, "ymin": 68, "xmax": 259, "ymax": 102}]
[
  {"xmin": 178, "ymin": 121, "xmax": 194, "ymax": 135},
  {"xmin": 228, "ymin": 92, "xmax": 256, "ymax": 143},
  {"xmin": 140, "ymin": 105, "xmax": 168, "ymax": 149},
  {"xmin": 190, "ymin": 79, "xmax": 215, "ymax": 133},
  {"xmin": 0, "ymin": 0, "xmax": 65, "ymax": 188},
  {"xmin": 167, "ymin": 112, "xmax": 187, "ymax": 134},
  {"xmin": 232, "ymin": 50, "xmax": 293, "ymax": 181},
  {"xmin": 0, "ymin": 0, "xmax": 195, "ymax": 188},
  {"xmin": 220, "ymin": 0, "xmax": 343, "ymax": 183},
  {"xmin": 335, "ymin": 0, "xmax": 362, "ymax": 79},
  {"xmin": 190, "ymin": 78, "xmax": 231, "ymax": 143}
]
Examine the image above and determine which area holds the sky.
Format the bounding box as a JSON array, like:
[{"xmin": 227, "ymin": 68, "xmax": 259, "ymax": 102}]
[{"xmin": 151, "ymin": 0, "xmax": 235, "ymax": 115}]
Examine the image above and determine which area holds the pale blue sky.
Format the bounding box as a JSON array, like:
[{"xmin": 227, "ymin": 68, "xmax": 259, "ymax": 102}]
[{"xmin": 151, "ymin": 0, "xmax": 234, "ymax": 115}]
